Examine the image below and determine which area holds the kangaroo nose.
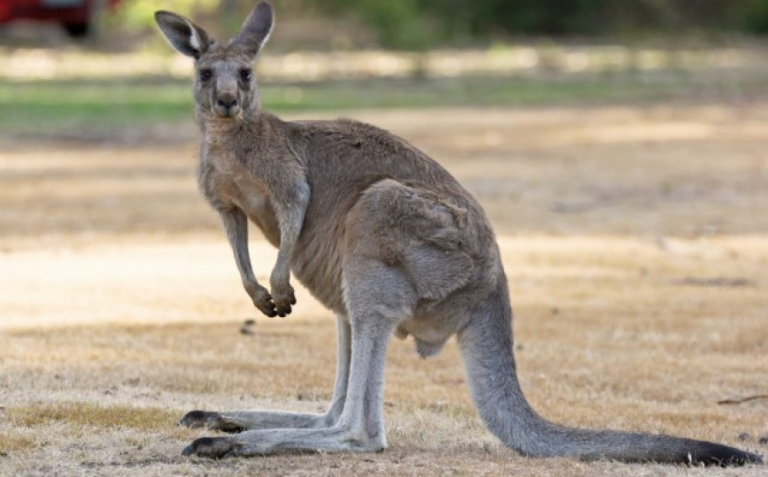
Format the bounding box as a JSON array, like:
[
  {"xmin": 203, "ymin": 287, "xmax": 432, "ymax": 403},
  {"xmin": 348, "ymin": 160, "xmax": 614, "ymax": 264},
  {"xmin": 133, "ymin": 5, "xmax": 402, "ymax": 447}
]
[{"xmin": 216, "ymin": 97, "xmax": 238, "ymax": 109}]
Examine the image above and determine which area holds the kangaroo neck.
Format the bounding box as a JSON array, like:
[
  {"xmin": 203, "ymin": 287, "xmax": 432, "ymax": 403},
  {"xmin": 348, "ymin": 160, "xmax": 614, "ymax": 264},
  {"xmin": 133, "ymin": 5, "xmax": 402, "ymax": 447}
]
[{"xmin": 197, "ymin": 108, "xmax": 270, "ymax": 145}]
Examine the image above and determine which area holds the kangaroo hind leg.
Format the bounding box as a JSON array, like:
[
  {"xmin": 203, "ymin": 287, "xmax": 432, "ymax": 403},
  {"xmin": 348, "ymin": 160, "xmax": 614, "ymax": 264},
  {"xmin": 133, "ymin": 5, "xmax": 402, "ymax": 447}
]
[
  {"xmin": 348, "ymin": 179, "xmax": 475, "ymax": 301},
  {"xmin": 179, "ymin": 314, "xmax": 351, "ymax": 433},
  {"xmin": 182, "ymin": 259, "xmax": 415, "ymax": 457}
]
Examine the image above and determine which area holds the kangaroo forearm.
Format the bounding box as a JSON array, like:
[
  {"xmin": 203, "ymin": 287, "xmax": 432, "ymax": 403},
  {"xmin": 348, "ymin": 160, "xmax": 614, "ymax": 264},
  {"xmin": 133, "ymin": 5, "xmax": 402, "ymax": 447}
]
[
  {"xmin": 260, "ymin": 180, "xmax": 309, "ymax": 316},
  {"xmin": 220, "ymin": 207, "xmax": 277, "ymax": 316},
  {"xmin": 270, "ymin": 181, "xmax": 310, "ymax": 285},
  {"xmin": 220, "ymin": 207, "xmax": 258, "ymax": 288}
]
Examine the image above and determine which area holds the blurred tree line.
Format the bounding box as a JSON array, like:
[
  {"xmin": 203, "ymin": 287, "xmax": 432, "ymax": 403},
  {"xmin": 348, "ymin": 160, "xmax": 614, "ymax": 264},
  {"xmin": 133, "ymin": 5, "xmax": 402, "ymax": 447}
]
[
  {"xmin": 117, "ymin": 0, "xmax": 768, "ymax": 50},
  {"xmin": 327, "ymin": 0, "xmax": 768, "ymax": 48}
]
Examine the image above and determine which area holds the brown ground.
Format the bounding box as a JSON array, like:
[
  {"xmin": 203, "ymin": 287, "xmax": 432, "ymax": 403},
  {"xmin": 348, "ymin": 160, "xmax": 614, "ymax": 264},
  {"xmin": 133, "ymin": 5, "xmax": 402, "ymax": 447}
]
[{"xmin": 1, "ymin": 105, "xmax": 767, "ymax": 476}]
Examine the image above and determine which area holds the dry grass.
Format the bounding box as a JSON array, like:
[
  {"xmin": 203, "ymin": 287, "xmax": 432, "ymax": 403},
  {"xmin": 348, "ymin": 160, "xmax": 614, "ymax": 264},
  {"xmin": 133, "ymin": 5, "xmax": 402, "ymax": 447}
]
[
  {"xmin": 1, "ymin": 105, "xmax": 767, "ymax": 475},
  {"xmin": 6, "ymin": 403, "xmax": 181, "ymax": 434},
  {"xmin": 0, "ymin": 434, "xmax": 36, "ymax": 456}
]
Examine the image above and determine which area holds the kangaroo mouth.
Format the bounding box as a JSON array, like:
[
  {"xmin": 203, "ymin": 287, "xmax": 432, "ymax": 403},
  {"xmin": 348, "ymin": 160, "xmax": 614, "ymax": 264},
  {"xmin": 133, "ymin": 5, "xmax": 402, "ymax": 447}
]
[{"xmin": 213, "ymin": 105, "xmax": 242, "ymax": 118}]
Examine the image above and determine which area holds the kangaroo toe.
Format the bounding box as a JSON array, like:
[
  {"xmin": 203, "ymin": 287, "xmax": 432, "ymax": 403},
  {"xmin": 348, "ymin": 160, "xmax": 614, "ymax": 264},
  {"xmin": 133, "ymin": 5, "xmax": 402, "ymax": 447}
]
[
  {"xmin": 179, "ymin": 410, "xmax": 244, "ymax": 433},
  {"xmin": 179, "ymin": 410, "xmax": 217, "ymax": 428}
]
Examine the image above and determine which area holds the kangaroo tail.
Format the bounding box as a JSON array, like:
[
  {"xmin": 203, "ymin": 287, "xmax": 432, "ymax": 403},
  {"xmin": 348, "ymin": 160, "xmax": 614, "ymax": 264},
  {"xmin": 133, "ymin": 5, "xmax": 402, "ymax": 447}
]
[{"xmin": 457, "ymin": 282, "xmax": 762, "ymax": 466}]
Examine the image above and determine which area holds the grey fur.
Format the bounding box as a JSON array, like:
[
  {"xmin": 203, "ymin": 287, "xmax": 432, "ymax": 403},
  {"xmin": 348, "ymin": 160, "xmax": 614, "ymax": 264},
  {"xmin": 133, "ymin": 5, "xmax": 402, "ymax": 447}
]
[{"xmin": 156, "ymin": 2, "xmax": 763, "ymax": 465}]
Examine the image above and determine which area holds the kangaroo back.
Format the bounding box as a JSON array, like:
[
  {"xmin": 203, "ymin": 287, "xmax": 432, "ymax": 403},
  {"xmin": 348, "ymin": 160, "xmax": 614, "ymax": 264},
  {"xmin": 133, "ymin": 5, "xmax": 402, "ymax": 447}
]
[{"xmin": 457, "ymin": 277, "xmax": 762, "ymax": 465}]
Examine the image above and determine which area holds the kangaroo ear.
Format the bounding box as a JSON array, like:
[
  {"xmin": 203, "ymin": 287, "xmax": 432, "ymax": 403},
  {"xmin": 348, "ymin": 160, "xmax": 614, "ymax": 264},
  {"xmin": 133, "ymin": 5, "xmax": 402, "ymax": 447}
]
[
  {"xmin": 231, "ymin": 1, "xmax": 274, "ymax": 57},
  {"xmin": 155, "ymin": 11, "xmax": 211, "ymax": 59}
]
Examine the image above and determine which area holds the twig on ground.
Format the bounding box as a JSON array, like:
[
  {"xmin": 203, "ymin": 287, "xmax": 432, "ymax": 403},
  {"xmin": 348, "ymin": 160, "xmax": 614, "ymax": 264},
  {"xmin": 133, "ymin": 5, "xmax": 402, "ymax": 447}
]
[{"xmin": 717, "ymin": 394, "xmax": 768, "ymax": 405}]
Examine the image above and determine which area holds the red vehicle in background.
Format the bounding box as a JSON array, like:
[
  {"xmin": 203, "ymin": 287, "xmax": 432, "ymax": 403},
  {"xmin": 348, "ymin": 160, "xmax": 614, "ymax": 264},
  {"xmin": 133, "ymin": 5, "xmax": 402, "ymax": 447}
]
[{"xmin": 0, "ymin": 0, "xmax": 124, "ymax": 38}]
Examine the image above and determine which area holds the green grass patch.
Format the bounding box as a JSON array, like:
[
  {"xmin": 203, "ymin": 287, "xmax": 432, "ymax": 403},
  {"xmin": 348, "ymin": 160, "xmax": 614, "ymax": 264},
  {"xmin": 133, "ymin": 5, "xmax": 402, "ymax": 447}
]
[
  {"xmin": 0, "ymin": 74, "xmax": 704, "ymax": 140},
  {"xmin": 0, "ymin": 79, "xmax": 192, "ymax": 138}
]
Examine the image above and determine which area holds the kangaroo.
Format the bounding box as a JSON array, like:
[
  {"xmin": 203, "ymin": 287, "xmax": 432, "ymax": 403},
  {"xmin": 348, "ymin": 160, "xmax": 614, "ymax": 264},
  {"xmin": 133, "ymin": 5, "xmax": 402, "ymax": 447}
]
[{"xmin": 155, "ymin": 2, "xmax": 762, "ymax": 465}]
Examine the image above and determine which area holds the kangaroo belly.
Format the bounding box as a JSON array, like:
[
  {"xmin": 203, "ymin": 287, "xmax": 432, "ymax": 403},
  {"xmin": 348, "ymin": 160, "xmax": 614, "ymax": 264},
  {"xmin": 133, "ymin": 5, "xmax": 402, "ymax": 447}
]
[
  {"xmin": 287, "ymin": 180, "xmax": 356, "ymax": 314},
  {"xmin": 290, "ymin": 227, "xmax": 346, "ymax": 313}
]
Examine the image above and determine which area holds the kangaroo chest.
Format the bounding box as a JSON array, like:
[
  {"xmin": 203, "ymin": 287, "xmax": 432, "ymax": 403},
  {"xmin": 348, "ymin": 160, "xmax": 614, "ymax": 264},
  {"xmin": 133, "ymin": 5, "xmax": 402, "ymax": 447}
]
[{"xmin": 200, "ymin": 151, "xmax": 281, "ymax": 247}]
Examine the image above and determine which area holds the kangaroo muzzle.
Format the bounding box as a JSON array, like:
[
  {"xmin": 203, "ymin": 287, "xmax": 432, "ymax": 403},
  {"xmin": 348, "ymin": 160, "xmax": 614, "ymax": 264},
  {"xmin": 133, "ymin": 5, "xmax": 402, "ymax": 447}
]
[{"xmin": 214, "ymin": 92, "xmax": 240, "ymax": 118}]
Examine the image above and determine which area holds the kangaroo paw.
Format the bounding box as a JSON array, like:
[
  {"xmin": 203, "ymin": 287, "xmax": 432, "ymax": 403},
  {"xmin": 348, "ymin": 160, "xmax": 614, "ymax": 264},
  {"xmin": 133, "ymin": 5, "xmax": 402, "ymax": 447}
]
[
  {"xmin": 251, "ymin": 288, "xmax": 277, "ymax": 317},
  {"xmin": 270, "ymin": 283, "xmax": 295, "ymax": 317}
]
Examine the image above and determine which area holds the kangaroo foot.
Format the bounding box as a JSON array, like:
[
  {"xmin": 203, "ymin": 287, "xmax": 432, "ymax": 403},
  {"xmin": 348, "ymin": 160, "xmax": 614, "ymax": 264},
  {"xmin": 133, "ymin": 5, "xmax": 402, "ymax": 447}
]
[
  {"xmin": 179, "ymin": 410, "xmax": 245, "ymax": 433},
  {"xmin": 182, "ymin": 436, "xmax": 238, "ymax": 458}
]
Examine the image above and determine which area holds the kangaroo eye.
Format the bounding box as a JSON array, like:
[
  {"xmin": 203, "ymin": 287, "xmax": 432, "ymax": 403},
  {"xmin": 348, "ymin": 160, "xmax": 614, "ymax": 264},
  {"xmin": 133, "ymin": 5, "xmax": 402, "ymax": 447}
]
[
  {"xmin": 199, "ymin": 69, "xmax": 213, "ymax": 81},
  {"xmin": 239, "ymin": 68, "xmax": 252, "ymax": 81}
]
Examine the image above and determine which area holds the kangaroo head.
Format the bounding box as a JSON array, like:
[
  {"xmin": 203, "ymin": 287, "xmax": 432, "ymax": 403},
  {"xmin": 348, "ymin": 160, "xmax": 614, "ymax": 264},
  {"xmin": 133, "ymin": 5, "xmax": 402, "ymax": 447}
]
[{"xmin": 155, "ymin": 2, "xmax": 274, "ymax": 120}]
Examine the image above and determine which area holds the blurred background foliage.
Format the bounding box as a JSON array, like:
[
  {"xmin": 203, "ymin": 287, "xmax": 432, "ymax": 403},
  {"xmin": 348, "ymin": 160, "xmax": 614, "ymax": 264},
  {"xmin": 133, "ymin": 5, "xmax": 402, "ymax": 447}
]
[
  {"xmin": 6, "ymin": 0, "xmax": 768, "ymax": 140},
  {"xmin": 110, "ymin": 0, "xmax": 768, "ymax": 50}
]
